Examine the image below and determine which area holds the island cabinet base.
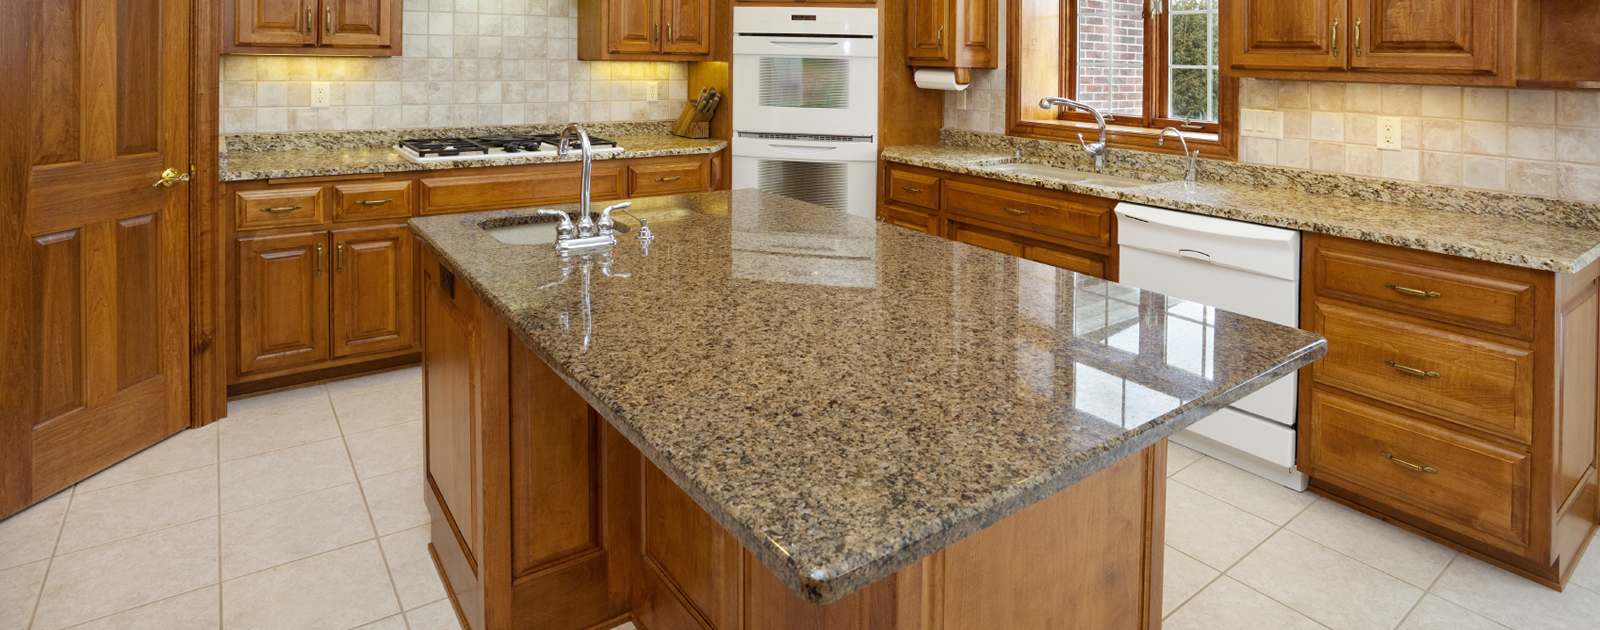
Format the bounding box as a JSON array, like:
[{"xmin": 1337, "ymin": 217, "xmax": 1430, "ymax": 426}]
[{"xmin": 420, "ymin": 247, "xmax": 1168, "ymax": 630}]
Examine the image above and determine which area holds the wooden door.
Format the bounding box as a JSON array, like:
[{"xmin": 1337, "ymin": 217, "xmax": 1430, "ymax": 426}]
[
  {"xmin": 608, "ymin": 0, "xmax": 659, "ymax": 55},
  {"xmin": 0, "ymin": 0, "xmax": 191, "ymax": 518},
  {"xmin": 320, "ymin": 0, "xmax": 395, "ymax": 49},
  {"xmin": 906, "ymin": 0, "xmax": 953, "ymax": 64},
  {"xmin": 232, "ymin": 0, "xmax": 316, "ymax": 48},
  {"xmin": 1226, "ymin": 0, "xmax": 1349, "ymax": 70},
  {"xmin": 331, "ymin": 225, "xmax": 416, "ymax": 358},
  {"xmin": 1350, "ymin": 0, "xmax": 1497, "ymax": 73},
  {"xmin": 661, "ymin": 0, "xmax": 710, "ymax": 56},
  {"xmin": 237, "ymin": 232, "xmax": 330, "ymax": 375}
]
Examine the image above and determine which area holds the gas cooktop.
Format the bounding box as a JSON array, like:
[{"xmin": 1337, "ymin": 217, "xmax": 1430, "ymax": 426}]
[{"xmin": 397, "ymin": 133, "xmax": 624, "ymax": 163}]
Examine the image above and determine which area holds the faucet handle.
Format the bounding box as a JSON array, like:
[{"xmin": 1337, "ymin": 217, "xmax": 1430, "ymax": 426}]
[
  {"xmin": 597, "ymin": 201, "xmax": 630, "ymax": 236},
  {"xmin": 536, "ymin": 209, "xmax": 576, "ymax": 240}
]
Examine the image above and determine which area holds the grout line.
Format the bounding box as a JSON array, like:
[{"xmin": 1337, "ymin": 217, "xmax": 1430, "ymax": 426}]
[
  {"xmin": 217, "ymin": 417, "xmax": 224, "ymax": 630},
  {"xmin": 50, "ymin": 583, "xmax": 220, "ymax": 630},
  {"xmin": 327, "ymin": 383, "xmax": 410, "ymax": 625},
  {"xmin": 72, "ymin": 424, "xmax": 221, "ymax": 496},
  {"xmin": 27, "ymin": 486, "xmax": 76, "ymax": 630}
]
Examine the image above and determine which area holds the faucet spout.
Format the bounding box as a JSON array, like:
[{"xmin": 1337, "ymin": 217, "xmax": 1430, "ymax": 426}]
[
  {"xmin": 1039, "ymin": 97, "xmax": 1109, "ymax": 168},
  {"xmin": 558, "ymin": 123, "xmax": 596, "ymax": 236},
  {"xmin": 1159, "ymin": 127, "xmax": 1200, "ymax": 182}
]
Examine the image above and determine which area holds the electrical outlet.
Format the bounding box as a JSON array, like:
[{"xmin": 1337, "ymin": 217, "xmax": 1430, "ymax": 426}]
[
  {"xmin": 311, "ymin": 82, "xmax": 330, "ymax": 109},
  {"xmin": 1241, "ymin": 109, "xmax": 1284, "ymax": 139},
  {"xmin": 1377, "ymin": 116, "xmax": 1403, "ymax": 151},
  {"xmin": 646, "ymin": 82, "xmax": 659, "ymax": 101}
]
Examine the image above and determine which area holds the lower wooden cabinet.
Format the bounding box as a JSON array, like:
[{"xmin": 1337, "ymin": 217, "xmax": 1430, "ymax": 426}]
[
  {"xmin": 331, "ymin": 225, "xmax": 415, "ymax": 358},
  {"xmin": 237, "ymin": 231, "xmax": 331, "ymax": 375}
]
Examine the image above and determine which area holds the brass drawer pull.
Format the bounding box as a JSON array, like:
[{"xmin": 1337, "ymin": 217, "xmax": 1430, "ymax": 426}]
[
  {"xmin": 325, "ymin": 6, "xmax": 333, "ymax": 35},
  {"xmin": 315, "ymin": 243, "xmax": 324, "ymax": 276},
  {"xmin": 1386, "ymin": 283, "xmax": 1441, "ymax": 298},
  {"xmin": 1382, "ymin": 451, "xmax": 1438, "ymax": 474},
  {"xmin": 1386, "ymin": 360, "xmax": 1441, "ymax": 379},
  {"xmin": 1331, "ymin": 18, "xmax": 1339, "ymax": 57},
  {"xmin": 306, "ymin": 7, "xmax": 313, "ymax": 37},
  {"xmin": 655, "ymin": 176, "xmax": 681, "ymax": 182},
  {"xmin": 355, "ymin": 199, "xmax": 393, "ymax": 205},
  {"xmin": 1003, "ymin": 207, "xmax": 1030, "ymax": 215},
  {"xmin": 261, "ymin": 205, "xmax": 303, "ymax": 213},
  {"xmin": 900, "ymin": 186, "xmax": 923, "ymax": 193},
  {"xmin": 336, "ymin": 242, "xmax": 345, "ymax": 274},
  {"xmin": 1354, "ymin": 18, "xmax": 1362, "ymax": 57}
]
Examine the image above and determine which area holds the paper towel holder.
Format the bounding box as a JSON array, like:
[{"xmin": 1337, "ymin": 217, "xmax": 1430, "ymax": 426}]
[{"xmin": 913, "ymin": 67, "xmax": 973, "ymax": 91}]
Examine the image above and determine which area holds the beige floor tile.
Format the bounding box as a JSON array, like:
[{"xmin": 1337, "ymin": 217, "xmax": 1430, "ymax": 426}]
[
  {"xmin": 363, "ymin": 466, "xmax": 430, "ymax": 536},
  {"xmin": 354, "ymin": 614, "xmax": 410, "ymax": 630},
  {"xmin": 220, "ymin": 438, "xmax": 356, "ymax": 514},
  {"xmin": 77, "ymin": 425, "xmax": 218, "ymax": 493},
  {"xmin": 0, "ymin": 560, "xmax": 50, "ymax": 630},
  {"xmin": 32, "ymin": 518, "xmax": 219, "ymax": 630},
  {"xmin": 1397, "ymin": 594, "xmax": 1510, "ymax": 630},
  {"xmin": 219, "ymin": 390, "xmax": 341, "ymax": 462},
  {"xmin": 1229, "ymin": 530, "xmax": 1423, "ymax": 630},
  {"xmin": 346, "ymin": 421, "xmax": 425, "ymax": 480},
  {"xmin": 380, "ymin": 524, "xmax": 447, "ymax": 610},
  {"xmin": 1163, "ymin": 577, "xmax": 1327, "ymax": 630},
  {"xmin": 56, "ymin": 467, "xmax": 218, "ymax": 554},
  {"xmin": 1431, "ymin": 555, "xmax": 1600, "ymax": 630},
  {"xmin": 1166, "ymin": 444, "xmax": 1204, "ymax": 477},
  {"xmin": 225, "ymin": 384, "xmax": 330, "ymax": 415},
  {"xmin": 406, "ymin": 598, "xmax": 464, "ymax": 630},
  {"xmin": 1286, "ymin": 499, "xmax": 1456, "ymax": 589},
  {"xmin": 221, "ymin": 483, "xmax": 375, "ymax": 580},
  {"xmin": 1172, "ymin": 457, "xmax": 1317, "ymax": 525},
  {"xmin": 1568, "ymin": 540, "xmax": 1600, "ymax": 593},
  {"xmin": 0, "ymin": 489, "xmax": 70, "ymax": 571},
  {"xmin": 326, "ymin": 367, "xmax": 421, "ymax": 399},
  {"xmin": 1162, "ymin": 546, "xmax": 1219, "ymax": 618},
  {"xmin": 64, "ymin": 585, "xmax": 219, "ymax": 630},
  {"xmin": 1165, "ymin": 481, "xmax": 1278, "ymax": 571},
  {"xmin": 222, "ymin": 540, "xmax": 400, "ymax": 630},
  {"xmin": 332, "ymin": 382, "xmax": 426, "ymax": 436}
]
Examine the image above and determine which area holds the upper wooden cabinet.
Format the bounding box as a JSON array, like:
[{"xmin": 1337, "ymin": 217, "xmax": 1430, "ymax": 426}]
[
  {"xmin": 226, "ymin": 0, "xmax": 402, "ymax": 56},
  {"xmin": 1225, "ymin": 0, "xmax": 1600, "ymax": 87},
  {"xmin": 906, "ymin": 0, "xmax": 998, "ymax": 69},
  {"xmin": 579, "ymin": 0, "xmax": 713, "ymax": 61}
]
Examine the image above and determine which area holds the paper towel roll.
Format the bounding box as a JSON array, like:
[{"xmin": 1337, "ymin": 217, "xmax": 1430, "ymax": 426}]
[{"xmin": 914, "ymin": 68, "xmax": 970, "ymax": 91}]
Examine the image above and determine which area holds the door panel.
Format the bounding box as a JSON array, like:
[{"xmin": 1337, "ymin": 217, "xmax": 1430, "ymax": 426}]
[
  {"xmin": 2, "ymin": 0, "xmax": 191, "ymax": 518},
  {"xmin": 1227, "ymin": 0, "xmax": 1348, "ymax": 70},
  {"xmin": 608, "ymin": 0, "xmax": 659, "ymax": 55},
  {"xmin": 662, "ymin": 0, "xmax": 710, "ymax": 56},
  {"xmin": 237, "ymin": 232, "xmax": 331, "ymax": 374},
  {"xmin": 331, "ymin": 225, "xmax": 416, "ymax": 358},
  {"xmin": 321, "ymin": 0, "xmax": 394, "ymax": 49},
  {"xmin": 907, "ymin": 0, "xmax": 952, "ymax": 63},
  {"xmin": 1351, "ymin": 0, "xmax": 1497, "ymax": 73},
  {"xmin": 234, "ymin": 0, "xmax": 315, "ymax": 47}
]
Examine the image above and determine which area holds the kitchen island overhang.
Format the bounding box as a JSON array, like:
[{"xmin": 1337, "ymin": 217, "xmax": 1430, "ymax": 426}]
[{"xmin": 410, "ymin": 190, "xmax": 1326, "ymax": 629}]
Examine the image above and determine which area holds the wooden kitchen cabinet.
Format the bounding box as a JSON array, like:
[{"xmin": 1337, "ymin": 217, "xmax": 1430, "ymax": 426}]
[
  {"xmin": 226, "ymin": 0, "xmax": 402, "ymax": 56},
  {"xmin": 905, "ymin": 0, "xmax": 998, "ymax": 69},
  {"xmin": 237, "ymin": 231, "xmax": 331, "ymax": 375},
  {"xmin": 332, "ymin": 225, "xmax": 415, "ymax": 359},
  {"xmin": 1226, "ymin": 0, "xmax": 1348, "ymax": 72},
  {"xmin": 578, "ymin": 0, "xmax": 713, "ymax": 61}
]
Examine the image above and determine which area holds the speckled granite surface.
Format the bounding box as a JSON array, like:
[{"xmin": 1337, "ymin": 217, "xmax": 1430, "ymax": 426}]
[
  {"xmin": 885, "ymin": 137, "xmax": 1600, "ymax": 274},
  {"xmin": 410, "ymin": 190, "xmax": 1327, "ymax": 604},
  {"xmin": 222, "ymin": 133, "xmax": 726, "ymax": 182},
  {"xmin": 223, "ymin": 120, "xmax": 674, "ymax": 153}
]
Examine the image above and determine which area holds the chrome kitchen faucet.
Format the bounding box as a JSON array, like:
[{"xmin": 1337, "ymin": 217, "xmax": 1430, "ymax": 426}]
[{"xmin": 534, "ymin": 124, "xmax": 636, "ymax": 253}]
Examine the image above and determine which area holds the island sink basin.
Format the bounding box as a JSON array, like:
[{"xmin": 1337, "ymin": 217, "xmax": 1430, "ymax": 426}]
[
  {"xmin": 987, "ymin": 162, "xmax": 1154, "ymax": 189},
  {"xmin": 484, "ymin": 214, "xmax": 628, "ymax": 245}
]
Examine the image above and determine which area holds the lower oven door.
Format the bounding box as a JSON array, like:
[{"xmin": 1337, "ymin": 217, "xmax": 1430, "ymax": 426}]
[{"xmin": 731, "ymin": 136, "xmax": 878, "ymax": 219}]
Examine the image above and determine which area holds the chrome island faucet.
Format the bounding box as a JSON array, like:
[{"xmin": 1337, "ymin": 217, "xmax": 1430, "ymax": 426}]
[
  {"xmin": 1039, "ymin": 97, "xmax": 1109, "ymax": 168},
  {"xmin": 1158, "ymin": 127, "xmax": 1200, "ymax": 182},
  {"xmin": 534, "ymin": 123, "xmax": 635, "ymax": 253}
]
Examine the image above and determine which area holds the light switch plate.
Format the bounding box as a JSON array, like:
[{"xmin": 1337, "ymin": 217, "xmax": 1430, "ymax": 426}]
[
  {"xmin": 1241, "ymin": 109, "xmax": 1284, "ymax": 139},
  {"xmin": 311, "ymin": 82, "xmax": 331, "ymax": 109},
  {"xmin": 1377, "ymin": 116, "xmax": 1402, "ymax": 151}
]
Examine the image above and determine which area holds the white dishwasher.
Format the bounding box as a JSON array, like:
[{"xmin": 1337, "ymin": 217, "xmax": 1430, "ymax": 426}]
[{"xmin": 1115, "ymin": 203, "xmax": 1308, "ymax": 491}]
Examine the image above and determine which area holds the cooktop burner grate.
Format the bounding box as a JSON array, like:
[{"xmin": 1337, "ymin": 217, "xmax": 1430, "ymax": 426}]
[{"xmin": 398, "ymin": 133, "xmax": 620, "ymax": 158}]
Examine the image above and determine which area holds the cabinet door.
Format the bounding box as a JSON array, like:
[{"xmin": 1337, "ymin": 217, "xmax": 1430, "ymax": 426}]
[
  {"xmin": 662, "ymin": 0, "xmax": 711, "ymax": 56},
  {"xmin": 237, "ymin": 232, "xmax": 330, "ymax": 374},
  {"xmin": 1351, "ymin": 0, "xmax": 1497, "ymax": 73},
  {"xmin": 608, "ymin": 0, "xmax": 660, "ymax": 55},
  {"xmin": 1024, "ymin": 244, "xmax": 1106, "ymax": 279},
  {"xmin": 331, "ymin": 225, "xmax": 416, "ymax": 358},
  {"xmin": 233, "ymin": 0, "xmax": 317, "ymax": 48},
  {"xmin": 1226, "ymin": 0, "xmax": 1348, "ymax": 70},
  {"xmin": 907, "ymin": 0, "xmax": 953, "ymax": 64},
  {"xmin": 320, "ymin": 0, "xmax": 396, "ymax": 49}
]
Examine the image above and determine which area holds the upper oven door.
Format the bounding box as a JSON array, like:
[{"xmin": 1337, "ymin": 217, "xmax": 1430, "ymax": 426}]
[{"xmin": 732, "ymin": 35, "xmax": 879, "ymax": 137}]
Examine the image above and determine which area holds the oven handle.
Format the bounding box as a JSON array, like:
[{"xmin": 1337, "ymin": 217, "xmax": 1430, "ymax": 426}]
[
  {"xmin": 768, "ymin": 40, "xmax": 842, "ymax": 50},
  {"xmin": 768, "ymin": 144, "xmax": 839, "ymax": 154}
]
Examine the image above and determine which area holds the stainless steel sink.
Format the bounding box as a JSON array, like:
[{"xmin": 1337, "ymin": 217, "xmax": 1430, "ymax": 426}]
[
  {"xmin": 986, "ymin": 162, "xmax": 1154, "ymax": 189},
  {"xmin": 484, "ymin": 214, "xmax": 628, "ymax": 246}
]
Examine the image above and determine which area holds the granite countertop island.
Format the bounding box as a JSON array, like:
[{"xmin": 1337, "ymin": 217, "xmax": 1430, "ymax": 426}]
[{"xmin": 409, "ymin": 189, "xmax": 1326, "ymax": 621}]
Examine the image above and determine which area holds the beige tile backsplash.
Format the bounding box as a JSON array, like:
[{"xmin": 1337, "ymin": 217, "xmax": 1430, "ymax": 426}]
[{"xmin": 219, "ymin": 0, "xmax": 690, "ymax": 134}]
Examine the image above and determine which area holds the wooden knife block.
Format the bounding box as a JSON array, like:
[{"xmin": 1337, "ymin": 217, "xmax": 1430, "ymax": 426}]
[{"xmin": 672, "ymin": 102, "xmax": 714, "ymax": 139}]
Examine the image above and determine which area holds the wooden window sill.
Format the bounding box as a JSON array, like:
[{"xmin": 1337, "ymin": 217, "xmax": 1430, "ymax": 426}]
[{"xmin": 1006, "ymin": 117, "xmax": 1237, "ymax": 162}]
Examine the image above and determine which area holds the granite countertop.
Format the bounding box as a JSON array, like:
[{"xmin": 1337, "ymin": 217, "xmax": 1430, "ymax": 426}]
[
  {"xmin": 220, "ymin": 134, "xmax": 727, "ymax": 182},
  {"xmin": 882, "ymin": 144, "xmax": 1600, "ymax": 273},
  {"xmin": 409, "ymin": 189, "xmax": 1326, "ymax": 604}
]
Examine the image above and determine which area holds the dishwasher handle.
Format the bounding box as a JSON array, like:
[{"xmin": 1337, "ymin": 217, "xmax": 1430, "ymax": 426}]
[{"xmin": 1178, "ymin": 248, "xmax": 1211, "ymax": 261}]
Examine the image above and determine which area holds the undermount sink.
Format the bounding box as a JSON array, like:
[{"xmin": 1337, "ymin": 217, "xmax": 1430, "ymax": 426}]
[
  {"xmin": 986, "ymin": 162, "xmax": 1154, "ymax": 189},
  {"xmin": 485, "ymin": 214, "xmax": 629, "ymax": 246}
]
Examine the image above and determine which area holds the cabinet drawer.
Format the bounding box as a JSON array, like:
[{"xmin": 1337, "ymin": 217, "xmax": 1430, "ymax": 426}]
[
  {"xmin": 1307, "ymin": 388, "xmax": 1532, "ymax": 552},
  {"xmin": 1311, "ymin": 302, "xmax": 1534, "ymax": 443},
  {"xmin": 629, "ymin": 161, "xmax": 706, "ymax": 197},
  {"xmin": 944, "ymin": 181, "xmax": 1110, "ymax": 245},
  {"xmin": 879, "ymin": 205, "xmax": 939, "ymax": 235},
  {"xmin": 1312, "ymin": 242, "xmax": 1536, "ymax": 339},
  {"xmin": 333, "ymin": 181, "xmax": 412, "ymax": 222},
  {"xmin": 236, "ymin": 187, "xmax": 325, "ymax": 230},
  {"xmin": 886, "ymin": 168, "xmax": 940, "ymax": 211},
  {"xmin": 420, "ymin": 166, "xmax": 624, "ymax": 215}
]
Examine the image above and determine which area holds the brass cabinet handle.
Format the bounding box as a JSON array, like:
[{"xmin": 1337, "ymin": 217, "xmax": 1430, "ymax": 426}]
[
  {"xmin": 1003, "ymin": 207, "xmax": 1029, "ymax": 215},
  {"xmin": 306, "ymin": 6, "xmax": 313, "ymax": 37},
  {"xmin": 315, "ymin": 243, "xmax": 324, "ymax": 276},
  {"xmin": 336, "ymin": 242, "xmax": 345, "ymax": 274},
  {"xmin": 153, "ymin": 167, "xmax": 190, "ymax": 187},
  {"xmin": 653, "ymin": 21, "xmax": 659, "ymax": 44},
  {"xmin": 355, "ymin": 199, "xmax": 392, "ymax": 205},
  {"xmin": 1331, "ymin": 19, "xmax": 1339, "ymax": 57},
  {"xmin": 900, "ymin": 186, "xmax": 923, "ymax": 193},
  {"xmin": 1386, "ymin": 360, "xmax": 1441, "ymax": 379},
  {"xmin": 1386, "ymin": 283, "xmax": 1442, "ymax": 298},
  {"xmin": 325, "ymin": 6, "xmax": 333, "ymax": 35},
  {"xmin": 1355, "ymin": 17, "xmax": 1362, "ymax": 56},
  {"xmin": 667, "ymin": 22, "xmax": 672, "ymax": 42},
  {"xmin": 655, "ymin": 176, "xmax": 681, "ymax": 182},
  {"xmin": 937, "ymin": 26, "xmax": 944, "ymax": 49},
  {"xmin": 261, "ymin": 205, "xmax": 303, "ymax": 213},
  {"xmin": 1382, "ymin": 451, "xmax": 1438, "ymax": 474}
]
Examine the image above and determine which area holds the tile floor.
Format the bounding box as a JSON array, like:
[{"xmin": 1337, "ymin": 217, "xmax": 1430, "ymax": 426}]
[{"xmin": 1, "ymin": 367, "xmax": 1597, "ymax": 629}]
